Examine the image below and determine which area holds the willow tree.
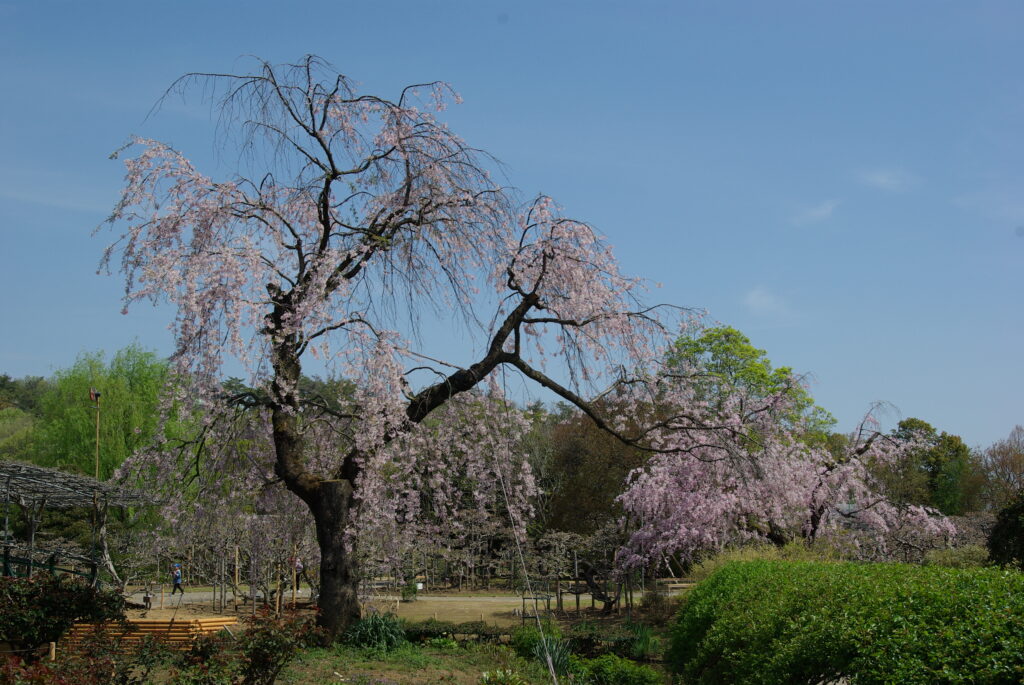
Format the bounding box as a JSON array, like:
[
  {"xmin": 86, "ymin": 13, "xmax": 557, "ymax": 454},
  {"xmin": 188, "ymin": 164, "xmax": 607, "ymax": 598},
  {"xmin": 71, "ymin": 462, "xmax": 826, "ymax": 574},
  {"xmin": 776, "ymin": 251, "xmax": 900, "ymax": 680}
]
[{"xmin": 100, "ymin": 56, "xmax": 673, "ymax": 639}]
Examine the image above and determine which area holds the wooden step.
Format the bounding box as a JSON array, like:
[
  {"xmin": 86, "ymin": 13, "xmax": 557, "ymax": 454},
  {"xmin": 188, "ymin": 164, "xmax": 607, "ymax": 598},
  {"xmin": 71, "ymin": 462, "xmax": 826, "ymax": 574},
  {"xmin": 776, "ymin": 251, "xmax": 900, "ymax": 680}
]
[{"xmin": 61, "ymin": 617, "xmax": 239, "ymax": 651}]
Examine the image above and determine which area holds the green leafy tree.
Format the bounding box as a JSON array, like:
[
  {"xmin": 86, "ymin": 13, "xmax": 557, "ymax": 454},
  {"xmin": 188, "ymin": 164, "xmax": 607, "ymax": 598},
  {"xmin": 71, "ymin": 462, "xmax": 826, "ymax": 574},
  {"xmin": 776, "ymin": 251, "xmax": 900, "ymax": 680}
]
[
  {"xmin": 885, "ymin": 418, "xmax": 978, "ymax": 515},
  {"xmin": 668, "ymin": 325, "xmax": 836, "ymax": 442},
  {"xmin": 0, "ymin": 407, "xmax": 38, "ymax": 462},
  {"xmin": 0, "ymin": 374, "xmax": 49, "ymax": 415},
  {"xmin": 34, "ymin": 344, "xmax": 170, "ymax": 480}
]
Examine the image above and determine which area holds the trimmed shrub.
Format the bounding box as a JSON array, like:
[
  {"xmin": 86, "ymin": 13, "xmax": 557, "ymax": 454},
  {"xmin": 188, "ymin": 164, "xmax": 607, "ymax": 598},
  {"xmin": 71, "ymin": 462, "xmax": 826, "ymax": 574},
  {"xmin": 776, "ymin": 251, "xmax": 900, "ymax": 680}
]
[
  {"xmin": 669, "ymin": 560, "xmax": 1024, "ymax": 684},
  {"xmin": 403, "ymin": 618, "xmax": 458, "ymax": 643}
]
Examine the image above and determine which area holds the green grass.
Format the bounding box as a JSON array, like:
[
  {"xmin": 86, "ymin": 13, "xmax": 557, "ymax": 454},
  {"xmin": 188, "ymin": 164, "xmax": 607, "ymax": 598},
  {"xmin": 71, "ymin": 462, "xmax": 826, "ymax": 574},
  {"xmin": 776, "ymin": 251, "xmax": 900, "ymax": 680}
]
[{"xmin": 278, "ymin": 643, "xmax": 554, "ymax": 684}]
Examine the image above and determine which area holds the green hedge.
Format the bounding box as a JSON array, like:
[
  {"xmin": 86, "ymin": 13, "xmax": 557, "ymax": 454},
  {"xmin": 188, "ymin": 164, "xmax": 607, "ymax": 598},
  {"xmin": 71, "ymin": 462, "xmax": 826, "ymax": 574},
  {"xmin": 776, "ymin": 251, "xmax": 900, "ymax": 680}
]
[{"xmin": 669, "ymin": 560, "xmax": 1024, "ymax": 684}]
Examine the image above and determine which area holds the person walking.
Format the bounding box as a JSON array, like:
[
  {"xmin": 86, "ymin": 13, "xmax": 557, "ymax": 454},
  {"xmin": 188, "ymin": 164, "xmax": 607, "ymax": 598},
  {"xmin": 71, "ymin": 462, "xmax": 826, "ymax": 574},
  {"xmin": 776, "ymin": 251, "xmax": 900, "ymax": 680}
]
[{"xmin": 171, "ymin": 563, "xmax": 185, "ymax": 595}]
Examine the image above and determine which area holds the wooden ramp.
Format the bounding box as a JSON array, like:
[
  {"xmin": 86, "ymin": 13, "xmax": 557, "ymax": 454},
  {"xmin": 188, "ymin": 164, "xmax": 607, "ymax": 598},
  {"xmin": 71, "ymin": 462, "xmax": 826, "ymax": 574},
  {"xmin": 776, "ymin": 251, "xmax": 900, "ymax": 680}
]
[{"xmin": 62, "ymin": 617, "xmax": 238, "ymax": 651}]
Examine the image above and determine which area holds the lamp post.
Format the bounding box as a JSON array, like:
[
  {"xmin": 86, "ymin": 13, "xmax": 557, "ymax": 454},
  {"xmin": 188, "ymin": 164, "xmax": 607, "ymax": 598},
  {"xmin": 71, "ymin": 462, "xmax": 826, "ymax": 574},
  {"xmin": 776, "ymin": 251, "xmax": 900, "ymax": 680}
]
[{"xmin": 89, "ymin": 388, "xmax": 101, "ymax": 480}]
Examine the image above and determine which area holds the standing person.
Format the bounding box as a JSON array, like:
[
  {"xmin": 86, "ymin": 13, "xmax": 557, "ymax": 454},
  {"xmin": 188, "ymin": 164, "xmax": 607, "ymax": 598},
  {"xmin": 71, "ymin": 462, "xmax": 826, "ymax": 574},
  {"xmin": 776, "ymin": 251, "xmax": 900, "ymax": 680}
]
[{"xmin": 171, "ymin": 563, "xmax": 185, "ymax": 595}]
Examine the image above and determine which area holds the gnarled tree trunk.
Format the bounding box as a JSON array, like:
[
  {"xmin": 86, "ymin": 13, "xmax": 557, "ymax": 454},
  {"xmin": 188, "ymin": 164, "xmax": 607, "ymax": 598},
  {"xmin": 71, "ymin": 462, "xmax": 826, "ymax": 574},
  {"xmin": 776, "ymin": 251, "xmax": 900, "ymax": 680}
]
[{"xmin": 310, "ymin": 480, "xmax": 361, "ymax": 641}]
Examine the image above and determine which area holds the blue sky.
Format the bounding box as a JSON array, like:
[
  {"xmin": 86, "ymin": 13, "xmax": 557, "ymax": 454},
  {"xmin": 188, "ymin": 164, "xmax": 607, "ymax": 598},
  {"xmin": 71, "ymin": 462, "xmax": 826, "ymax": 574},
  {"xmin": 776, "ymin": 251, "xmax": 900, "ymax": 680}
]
[{"xmin": 1, "ymin": 1, "xmax": 1021, "ymax": 447}]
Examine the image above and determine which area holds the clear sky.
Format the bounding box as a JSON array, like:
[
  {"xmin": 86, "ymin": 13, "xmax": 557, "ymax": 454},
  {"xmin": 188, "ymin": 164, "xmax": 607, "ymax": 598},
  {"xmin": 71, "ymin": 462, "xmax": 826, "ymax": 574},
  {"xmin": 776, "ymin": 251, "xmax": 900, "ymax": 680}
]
[{"xmin": 1, "ymin": 1, "xmax": 1021, "ymax": 448}]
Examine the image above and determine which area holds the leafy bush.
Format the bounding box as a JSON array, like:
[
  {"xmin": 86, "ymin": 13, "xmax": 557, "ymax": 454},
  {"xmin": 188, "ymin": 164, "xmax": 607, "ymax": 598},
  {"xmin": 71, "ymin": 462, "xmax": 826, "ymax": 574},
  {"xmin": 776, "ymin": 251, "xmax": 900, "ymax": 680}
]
[
  {"xmin": 403, "ymin": 618, "xmax": 457, "ymax": 643},
  {"xmin": 669, "ymin": 560, "xmax": 1024, "ymax": 684},
  {"xmin": 171, "ymin": 632, "xmax": 238, "ymax": 685},
  {"xmin": 0, "ymin": 574, "xmax": 125, "ymax": 657},
  {"xmin": 400, "ymin": 579, "xmax": 418, "ymax": 602},
  {"xmin": 343, "ymin": 613, "xmax": 406, "ymax": 652},
  {"xmin": 570, "ymin": 653, "xmax": 661, "ymax": 685},
  {"xmin": 509, "ymin": 620, "xmax": 561, "ymax": 659},
  {"xmin": 425, "ymin": 636, "xmax": 459, "ymax": 650},
  {"xmin": 922, "ymin": 545, "xmax": 990, "ymax": 568}
]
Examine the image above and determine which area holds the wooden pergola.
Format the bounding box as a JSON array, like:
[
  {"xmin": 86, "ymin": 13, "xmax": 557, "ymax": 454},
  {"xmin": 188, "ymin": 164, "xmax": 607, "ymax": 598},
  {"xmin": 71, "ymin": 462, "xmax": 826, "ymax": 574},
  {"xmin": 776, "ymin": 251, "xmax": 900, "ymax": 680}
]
[{"xmin": 0, "ymin": 460, "xmax": 154, "ymax": 580}]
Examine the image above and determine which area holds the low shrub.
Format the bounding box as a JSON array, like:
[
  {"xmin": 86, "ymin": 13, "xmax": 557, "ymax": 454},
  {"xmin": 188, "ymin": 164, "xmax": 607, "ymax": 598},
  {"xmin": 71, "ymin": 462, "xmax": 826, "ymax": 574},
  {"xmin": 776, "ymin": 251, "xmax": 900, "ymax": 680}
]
[
  {"xmin": 425, "ymin": 636, "xmax": 459, "ymax": 650},
  {"xmin": 403, "ymin": 618, "xmax": 458, "ymax": 643},
  {"xmin": 236, "ymin": 611, "xmax": 318, "ymax": 685},
  {"xmin": 570, "ymin": 653, "xmax": 661, "ymax": 685},
  {"xmin": 343, "ymin": 613, "xmax": 406, "ymax": 652},
  {"xmin": 670, "ymin": 560, "xmax": 1024, "ymax": 684},
  {"xmin": 922, "ymin": 545, "xmax": 990, "ymax": 569}
]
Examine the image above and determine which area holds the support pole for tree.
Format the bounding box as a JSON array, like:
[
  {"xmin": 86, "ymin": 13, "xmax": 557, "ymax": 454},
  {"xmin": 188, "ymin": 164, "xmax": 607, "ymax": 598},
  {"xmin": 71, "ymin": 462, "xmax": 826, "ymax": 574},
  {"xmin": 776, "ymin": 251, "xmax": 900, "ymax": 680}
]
[{"xmin": 291, "ymin": 544, "xmax": 297, "ymax": 608}]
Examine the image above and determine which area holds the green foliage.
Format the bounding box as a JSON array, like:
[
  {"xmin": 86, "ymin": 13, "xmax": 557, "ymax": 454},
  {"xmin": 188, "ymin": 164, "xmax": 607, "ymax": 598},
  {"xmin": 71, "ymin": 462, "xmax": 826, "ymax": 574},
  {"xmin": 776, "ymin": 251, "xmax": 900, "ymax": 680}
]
[
  {"xmin": 0, "ymin": 374, "xmax": 48, "ymax": 415},
  {"xmin": 622, "ymin": 624, "xmax": 658, "ymax": 662},
  {"xmin": 0, "ymin": 406, "xmax": 39, "ymax": 461},
  {"xmin": 669, "ymin": 560, "xmax": 1024, "ymax": 684},
  {"xmin": 989, "ymin": 492, "xmax": 1024, "ymax": 567},
  {"xmin": 0, "ymin": 574, "xmax": 125, "ymax": 654},
  {"xmin": 510, "ymin": 620, "xmax": 562, "ymax": 659},
  {"xmin": 668, "ymin": 325, "xmax": 835, "ymax": 438},
  {"xmin": 425, "ymin": 636, "xmax": 459, "ymax": 650},
  {"xmin": 569, "ymin": 653, "xmax": 661, "ymax": 685},
  {"xmin": 343, "ymin": 614, "xmax": 407, "ymax": 652},
  {"xmin": 531, "ymin": 634, "xmax": 572, "ymax": 675},
  {"xmin": 922, "ymin": 545, "xmax": 990, "ymax": 569}
]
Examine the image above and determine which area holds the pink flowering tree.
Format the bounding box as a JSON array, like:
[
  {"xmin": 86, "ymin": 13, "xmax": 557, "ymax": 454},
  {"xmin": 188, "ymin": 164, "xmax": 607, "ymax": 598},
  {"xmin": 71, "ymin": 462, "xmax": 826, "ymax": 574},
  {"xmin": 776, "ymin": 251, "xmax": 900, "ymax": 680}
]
[
  {"xmin": 616, "ymin": 394, "xmax": 956, "ymax": 571},
  {"xmin": 100, "ymin": 57, "xmax": 674, "ymax": 639}
]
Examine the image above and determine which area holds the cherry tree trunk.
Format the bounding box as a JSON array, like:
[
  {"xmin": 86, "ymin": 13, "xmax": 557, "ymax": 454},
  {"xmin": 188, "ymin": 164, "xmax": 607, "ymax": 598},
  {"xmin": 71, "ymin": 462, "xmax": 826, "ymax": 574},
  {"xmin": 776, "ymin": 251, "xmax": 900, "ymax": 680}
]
[{"xmin": 310, "ymin": 479, "xmax": 361, "ymax": 642}]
